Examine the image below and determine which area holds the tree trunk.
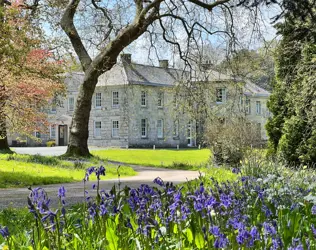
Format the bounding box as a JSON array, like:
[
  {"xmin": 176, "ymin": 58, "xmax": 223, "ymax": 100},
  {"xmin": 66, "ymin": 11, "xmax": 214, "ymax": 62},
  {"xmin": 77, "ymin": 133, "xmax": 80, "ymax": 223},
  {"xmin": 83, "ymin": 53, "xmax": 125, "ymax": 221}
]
[
  {"xmin": 64, "ymin": 73, "xmax": 99, "ymax": 157},
  {"xmin": 0, "ymin": 84, "xmax": 10, "ymax": 152},
  {"xmin": 0, "ymin": 0, "xmax": 10, "ymax": 152},
  {"xmin": 0, "ymin": 120, "xmax": 10, "ymax": 152}
]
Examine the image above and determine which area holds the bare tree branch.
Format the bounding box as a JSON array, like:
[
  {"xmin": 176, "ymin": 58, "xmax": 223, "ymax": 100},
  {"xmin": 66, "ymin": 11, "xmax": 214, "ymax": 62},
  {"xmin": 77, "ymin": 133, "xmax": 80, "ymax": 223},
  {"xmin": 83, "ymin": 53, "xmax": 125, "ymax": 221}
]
[
  {"xmin": 61, "ymin": 0, "xmax": 92, "ymax": 71},
  {"xmin": 188, "ymin": 0, "xmax": 230, "ymax": 11}
]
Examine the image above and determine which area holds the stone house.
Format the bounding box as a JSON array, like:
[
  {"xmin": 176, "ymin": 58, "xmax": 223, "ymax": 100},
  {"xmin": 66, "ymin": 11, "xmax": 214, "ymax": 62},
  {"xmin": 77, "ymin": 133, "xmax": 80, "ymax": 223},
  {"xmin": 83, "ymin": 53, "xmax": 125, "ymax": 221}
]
[{"xmin": 8, "ymin": 54, "xmax": 271, "ymax": 148}]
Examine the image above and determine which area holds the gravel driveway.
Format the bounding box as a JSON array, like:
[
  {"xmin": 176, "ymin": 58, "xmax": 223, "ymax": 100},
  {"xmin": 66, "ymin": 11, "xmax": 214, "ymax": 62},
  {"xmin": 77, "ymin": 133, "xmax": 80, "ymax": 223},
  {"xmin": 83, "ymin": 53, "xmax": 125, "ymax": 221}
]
[{"xmin": 1, "ymin": 147, "xmax": 201, "ymax": 209}]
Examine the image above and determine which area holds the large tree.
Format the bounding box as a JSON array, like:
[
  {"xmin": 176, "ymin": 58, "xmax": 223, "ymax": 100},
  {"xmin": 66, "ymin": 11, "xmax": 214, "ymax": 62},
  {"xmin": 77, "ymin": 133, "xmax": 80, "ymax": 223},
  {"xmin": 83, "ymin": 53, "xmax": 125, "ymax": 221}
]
[
  {"xmin": 266, "ymin": 0, "xmax": 316, "ymax": 164},
  {"xmin": 3, "ymin": 0, "xmax": 298, "ymax": 156},
  {"xmin": 0, "ymin": 0, "xmax": 64, "ymax": 151},
  {"xmin": 51, "ymin": 0, "xmax": 278, "ymax": 157}
]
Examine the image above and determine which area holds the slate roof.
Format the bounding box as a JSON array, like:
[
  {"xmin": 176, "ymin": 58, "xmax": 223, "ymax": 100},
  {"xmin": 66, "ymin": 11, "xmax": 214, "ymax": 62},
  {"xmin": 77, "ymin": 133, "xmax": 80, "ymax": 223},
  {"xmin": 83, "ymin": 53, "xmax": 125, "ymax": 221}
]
[
  {"xmin": 77, "ymin": 62, "xmax": 270, "ymax": 97},
  {"xmin": 244, "ymin": 80, "xmax": 270, "ymax": 97}
]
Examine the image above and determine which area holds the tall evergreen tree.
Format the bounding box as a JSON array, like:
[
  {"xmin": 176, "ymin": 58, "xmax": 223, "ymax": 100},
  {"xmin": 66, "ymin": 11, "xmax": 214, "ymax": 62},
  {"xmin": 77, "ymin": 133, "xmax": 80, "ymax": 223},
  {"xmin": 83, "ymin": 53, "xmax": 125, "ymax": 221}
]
[{"xmin": 266, "ymin": 0, "xmax": 316, "ymax": 164}]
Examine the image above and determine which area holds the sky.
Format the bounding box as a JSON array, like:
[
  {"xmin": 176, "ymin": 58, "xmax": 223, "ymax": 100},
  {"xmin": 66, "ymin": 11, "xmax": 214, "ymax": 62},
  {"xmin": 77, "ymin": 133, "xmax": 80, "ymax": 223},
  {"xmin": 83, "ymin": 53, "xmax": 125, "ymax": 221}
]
[
  {"xmin": 124, "ymin": 5, "xmax": 281, "ymax": 67},
  {"xmin": 42, "ymin": 1, "xmax": 282, "ymax": 69}
]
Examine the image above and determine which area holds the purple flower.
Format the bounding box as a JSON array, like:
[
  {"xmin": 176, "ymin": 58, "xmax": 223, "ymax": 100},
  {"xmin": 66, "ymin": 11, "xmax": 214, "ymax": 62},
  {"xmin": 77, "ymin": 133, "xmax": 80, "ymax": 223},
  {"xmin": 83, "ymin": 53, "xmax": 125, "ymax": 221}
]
[
  {"xmin": 311, "ymin": 205, "xmax": 316, "ymax": 215},
  {"xmin": 209, "ymin": 226, "xmax": 221, "ymax": 237},
  {"xmin": 232, "ymin": 168, "xmax": 241, "ymax": 174},
  {"xmin": 250, "ymin": 226, "xmax": 260, "ymax": 240},
  {"xmin": 271, "ymin": 237, "xmax": 283, "ymax": 250},
  {"xmin": 220, "ymin": 194, "xmax": 232, "ymax": 209},
  {"xmin": 58, "ymin": 186, "xmax": 66, "ymax": 198},
  {"xmin": 99, "ymin": 204, "xmax": 107, "ymax": 216},
  {"xmin": 153, "ymin": 177, "xmax": 164, "ymax": 187},
  {"xmin": 96, "ymin": 166, "xmax": 106, "ymax": 180},
  {"xmin": 263, "ymin": 222, "xmax": 277, "ymax": 236},
  {"xmin": 236, "ymin": 228, "xmax": 250, "ymax": 245},
  {"xmin": 311, "ymin": 224, "xmax": 316, "ymax": 238},
  {"xmin": 214, "ymin": 234, "xmax": 229, "ymax": 248},
  {"xmin": 0, "ymin": 226, "xmax": 9, "ymax": 238}
]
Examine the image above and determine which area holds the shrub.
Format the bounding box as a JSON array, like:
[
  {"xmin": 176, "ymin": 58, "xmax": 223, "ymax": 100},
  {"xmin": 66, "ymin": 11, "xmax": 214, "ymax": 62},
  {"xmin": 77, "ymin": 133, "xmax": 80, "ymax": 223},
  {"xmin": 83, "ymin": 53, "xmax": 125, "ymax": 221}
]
[
  {"xmin": 204, "ymin": 118, "xmax": 261, "ymax": 165},
  {"xmin": 46, "ymin": 141, "xmax": 56, "ymax": 147}
]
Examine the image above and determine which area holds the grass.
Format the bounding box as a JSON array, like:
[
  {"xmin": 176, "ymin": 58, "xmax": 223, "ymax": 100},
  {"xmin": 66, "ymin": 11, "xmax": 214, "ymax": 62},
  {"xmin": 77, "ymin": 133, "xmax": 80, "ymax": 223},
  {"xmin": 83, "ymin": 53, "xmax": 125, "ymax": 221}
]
[
  {"xmin": 0, "ymin": 153, "xmax": 136, "ymax": 188},
  {"xmin": 92, "ymin": 148, "xmax": 211, "ymax": 170}
]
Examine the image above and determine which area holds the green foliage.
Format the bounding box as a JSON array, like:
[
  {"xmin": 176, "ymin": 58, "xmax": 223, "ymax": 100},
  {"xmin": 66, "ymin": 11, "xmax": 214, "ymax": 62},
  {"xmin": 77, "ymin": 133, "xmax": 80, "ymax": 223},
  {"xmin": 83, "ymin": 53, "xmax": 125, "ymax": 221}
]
[
  {"xmin": 204, "ymin": 119, "xmax": 261, "ymax": 166},
  {"xmin": 1, "ymin": 160, "xmax": 316, "ymax": 249},
  {"xmin": 266, "ymin": 7, "xmax": 316, "ymax": 164},
  {"xmin": 219, "ymin": 46, "xmax": 275, "ymax": 90}
]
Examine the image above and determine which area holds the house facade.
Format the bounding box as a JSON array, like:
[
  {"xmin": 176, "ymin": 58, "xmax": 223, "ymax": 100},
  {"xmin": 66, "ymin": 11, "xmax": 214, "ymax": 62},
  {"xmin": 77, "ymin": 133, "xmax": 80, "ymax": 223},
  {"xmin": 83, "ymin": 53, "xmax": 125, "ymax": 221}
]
[{"xmin": 7, "ymin": 54, "xmax": 271, "ymax": 148}]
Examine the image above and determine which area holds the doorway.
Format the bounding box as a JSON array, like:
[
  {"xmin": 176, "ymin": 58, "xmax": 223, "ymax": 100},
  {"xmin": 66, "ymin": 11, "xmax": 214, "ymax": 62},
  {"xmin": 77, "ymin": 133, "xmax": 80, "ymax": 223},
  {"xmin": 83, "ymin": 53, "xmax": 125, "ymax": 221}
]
[
  {"xmin": 187, "ymin": 121, "xmax": 192, "ymax": 147},
  {"xmin": 58, "ymin": 125, "xmax": 67, "ymax": 146}
]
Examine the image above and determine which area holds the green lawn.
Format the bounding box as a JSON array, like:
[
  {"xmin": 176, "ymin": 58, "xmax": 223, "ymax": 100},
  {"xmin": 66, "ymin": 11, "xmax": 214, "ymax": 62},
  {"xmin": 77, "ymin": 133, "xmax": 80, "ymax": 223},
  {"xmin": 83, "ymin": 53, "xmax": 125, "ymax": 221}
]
[
  {"xmin": 92, "ymin": 148, "xmax": 211, "ymax": 169},
  {"xmin": 0, "ymin": 153, "xmax": 136, "ymax": 188}
]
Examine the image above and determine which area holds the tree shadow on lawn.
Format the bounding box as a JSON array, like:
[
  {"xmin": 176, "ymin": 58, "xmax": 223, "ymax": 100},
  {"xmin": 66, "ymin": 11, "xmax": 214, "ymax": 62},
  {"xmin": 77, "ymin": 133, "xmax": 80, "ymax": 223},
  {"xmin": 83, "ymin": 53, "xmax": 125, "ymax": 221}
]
[{"xmin": 0, "ymin": 171, "xmax": 74, "ymax": 188}]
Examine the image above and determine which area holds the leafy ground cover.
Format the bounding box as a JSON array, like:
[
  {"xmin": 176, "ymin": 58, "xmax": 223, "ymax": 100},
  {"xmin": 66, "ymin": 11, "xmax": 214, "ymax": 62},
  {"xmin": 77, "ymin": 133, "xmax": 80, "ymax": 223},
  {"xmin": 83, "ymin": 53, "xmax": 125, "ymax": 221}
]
[
  {"xmin": 0, "ymin": 153, "xmax": 136, "ymax": 188},
  {"xmin": 92, "ymin": 148, "xmax": 211, "ymax": 169},
  {"xmin": 1, "ymin": 160, "xmax": 315, "ymax": 249}
]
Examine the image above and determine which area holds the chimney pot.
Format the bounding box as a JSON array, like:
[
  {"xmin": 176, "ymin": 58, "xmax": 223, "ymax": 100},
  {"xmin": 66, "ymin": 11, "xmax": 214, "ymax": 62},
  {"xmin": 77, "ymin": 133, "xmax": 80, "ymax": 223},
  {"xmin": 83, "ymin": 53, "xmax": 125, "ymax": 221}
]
[
  {"xmin": 121, "ymin": 53, "xmax": 132, "ymax": 64},
  {"xmin": 159, "ymin": 59, "xmax": 169, "ymax": 68}
]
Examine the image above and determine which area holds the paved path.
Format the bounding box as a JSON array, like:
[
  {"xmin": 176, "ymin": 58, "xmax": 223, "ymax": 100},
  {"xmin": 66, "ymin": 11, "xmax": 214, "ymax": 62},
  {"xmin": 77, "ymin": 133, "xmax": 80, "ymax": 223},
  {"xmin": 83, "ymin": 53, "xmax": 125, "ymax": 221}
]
[
  {"xmin": 12, "ymin": 146, "xmax": 104, "ymax": 156},
  {"xmin": 1, "ymin": 147, "xmax": 201, "ymax": 209}
]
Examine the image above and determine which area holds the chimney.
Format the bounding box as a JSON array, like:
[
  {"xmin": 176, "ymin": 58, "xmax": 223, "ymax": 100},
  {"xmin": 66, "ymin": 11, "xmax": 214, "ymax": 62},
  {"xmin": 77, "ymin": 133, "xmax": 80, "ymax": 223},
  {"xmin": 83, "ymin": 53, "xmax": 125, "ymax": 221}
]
[
  {"xmin": 159, "ymin": 59, "xmax": 169, "ymax": 68},
  {"xmin": 121, "ymin": 53, "xmax": 132, "ymax": 64},
  {"xmin": 199, "ymin": 59, "xmax": 213, "ymax": 71}
]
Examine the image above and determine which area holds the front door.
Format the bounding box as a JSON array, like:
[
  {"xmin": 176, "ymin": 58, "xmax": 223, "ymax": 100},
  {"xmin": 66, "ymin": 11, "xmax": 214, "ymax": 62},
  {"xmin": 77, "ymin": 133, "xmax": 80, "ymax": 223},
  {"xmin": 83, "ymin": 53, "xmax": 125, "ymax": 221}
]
[
  {"xmin": 187, "ymin": 121, "xmax": 192, "ymax": 147},
  {"xmin": 58, "ymin": 125, "xmax": 67, "ymax": 146}
]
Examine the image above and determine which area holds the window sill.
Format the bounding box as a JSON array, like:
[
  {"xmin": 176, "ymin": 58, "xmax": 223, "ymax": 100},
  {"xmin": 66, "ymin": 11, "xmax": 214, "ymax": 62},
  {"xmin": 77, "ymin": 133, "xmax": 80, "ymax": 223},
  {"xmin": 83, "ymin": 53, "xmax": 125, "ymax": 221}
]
[
  {"xmin": 157, "ymin": 137, "xmax": 164, "ymax": 140},
  {"xmin": 173, "ymin": 136, "xmax": 179, "ymax": 140},
  {"xmin": 112, "ymin": 105, "xmax": 120, "ymax": 109},
  {"xmin": 141, "ymin": 136, "xmax": 148, "ymax": 139},
  {"xmin": 95, "ymin": 107, "xmax": 102, "ymax": 110},
  {"xmin": 111, "ymin": 136, "xmax": 120, "ymax": 139},
  {"xmin": 158, "ymin": 106, "xmax": 163, "ymax": 109}
]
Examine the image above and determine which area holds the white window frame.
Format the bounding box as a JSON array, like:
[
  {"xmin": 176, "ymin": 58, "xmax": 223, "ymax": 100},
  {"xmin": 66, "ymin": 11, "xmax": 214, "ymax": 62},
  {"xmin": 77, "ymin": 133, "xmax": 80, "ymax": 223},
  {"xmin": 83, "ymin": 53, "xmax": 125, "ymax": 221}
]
[
  {"xmin": 141, "ymin": 119, "xmax": 147, "ymax": 138},
  {"xmin": 141, "ymin": 91, "xmax": 147, "ymax": 107},
  {"xmin": 95, "ymin": 93, "xmax": 102, "ymax": 108},
  {"xmin": 245, "ymin": 98, "xmax": 251, "ymax": 114},
  {"xmin": 68, "ymin": 97, "xmax": 74, "ymax": 111},
  {"xmin": 51, "ymin": 104, "xmax": 57, "ymax": 113},
  {"xmin": 256, "ymin": 101, "xmax": 261, "ymax": 115},
  {"xmin": 157, "ymin": 91, "xmax": 163, "ymax": 108},
  {"xmin": 94, "ymin": 121, "xmax": 101, "ymax": 137},
  {"xmin": 157, "ymin": 119, "xmax": 164, "ymax": 139},
  {"xmin": 50, "ymin": 125, "xmax": 56, "ymax": 139},
  {"xmin": 216, "ymin": 88, "xmax": 226, "ymax": 104},
  {"xmin": 239, "ymin": 95, "xmax": 244, "ymax": 112},
  {"xmin": 173, "ymin": 120, "xmax": 179, "ymax": 138},
  {"xmin": 173, "ymin": 94, "xmax": 178, "ymax": 108},
  {"xmin": 112, "ymin": 91, "xmax": 119, "ymax": 108},
  {"xmin": 112, "ymin": 120, "xmax": 119, "ymax": 137}
]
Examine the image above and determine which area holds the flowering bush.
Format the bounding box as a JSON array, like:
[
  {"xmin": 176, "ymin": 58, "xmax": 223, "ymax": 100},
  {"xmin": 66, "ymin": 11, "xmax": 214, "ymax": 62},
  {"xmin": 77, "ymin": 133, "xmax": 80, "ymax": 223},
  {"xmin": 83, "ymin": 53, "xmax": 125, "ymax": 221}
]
[{"xmin": 1, "ymin": 163, "xmax": 316, "ymax": 249}]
